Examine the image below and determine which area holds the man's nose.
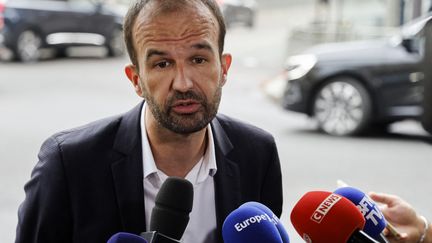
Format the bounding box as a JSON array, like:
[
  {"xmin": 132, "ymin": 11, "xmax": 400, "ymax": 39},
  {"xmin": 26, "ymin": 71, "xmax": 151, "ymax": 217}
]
[{"xmin": 172, "ymin": 66, "xmax": 193, "ymax": 93}]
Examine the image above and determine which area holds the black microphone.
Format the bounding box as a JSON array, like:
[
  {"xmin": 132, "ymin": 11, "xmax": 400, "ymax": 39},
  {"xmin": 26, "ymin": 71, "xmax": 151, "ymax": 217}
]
[{"xmin": 140, "ymin": 177, "xmax": 193, "ymax": 243}]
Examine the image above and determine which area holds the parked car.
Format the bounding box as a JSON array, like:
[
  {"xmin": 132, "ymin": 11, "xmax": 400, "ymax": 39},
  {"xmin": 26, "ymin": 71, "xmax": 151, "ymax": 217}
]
[
  {"xmin": 217, "ymin": 0, "xmax": 256, "ymax": 28},
  {"xmin": 0, "ymin": 0, "xmax": 125, "ymax": 62},
  {"xmin": 280, "ymin": 16, "xmax": 432, "ymax": 136}
]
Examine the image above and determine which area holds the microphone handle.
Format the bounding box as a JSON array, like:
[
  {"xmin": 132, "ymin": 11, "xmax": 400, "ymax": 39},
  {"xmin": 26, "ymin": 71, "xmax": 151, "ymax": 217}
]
[
  {"xmin": 347, "ymin": 230, "xmax": 380, "ymax": 243},
  {"xmin": 140, "ymin": 231, "xmax": 181, "ymax": 243},
  {"xmin": 375, "ymin": 233, "xmax": 389, "ymax": 243}
]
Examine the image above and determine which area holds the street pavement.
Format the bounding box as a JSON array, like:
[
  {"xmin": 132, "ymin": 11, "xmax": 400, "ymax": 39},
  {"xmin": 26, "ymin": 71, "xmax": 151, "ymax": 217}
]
[{"xmin": 1, "ymin": 2, "xmax": 431, "ymax": 242}]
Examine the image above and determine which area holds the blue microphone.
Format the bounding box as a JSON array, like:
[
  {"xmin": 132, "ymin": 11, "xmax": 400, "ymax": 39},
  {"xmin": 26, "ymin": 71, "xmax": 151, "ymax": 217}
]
[
  {"xmin": 240, "ymin": 202, "xmax": 289, "ymax": 243},
  {"xmin": 107, "ymin": 232, "xmax": 148, "ymax": 243},
  {"xmin": 222, "ymin": 204, "xmax": 283, "ymax": 243},
  {"xmin": 334, "ymin": 187, "xmax": 387, "ymax": 241}
]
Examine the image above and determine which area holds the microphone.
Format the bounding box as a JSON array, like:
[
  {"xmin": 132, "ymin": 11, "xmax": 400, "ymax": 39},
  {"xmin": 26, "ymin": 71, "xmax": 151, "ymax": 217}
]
[
  {"xmin": 140, "ymin": 177, "xmax": 193, "ymax": 243},
  {"xmin": 334, "ymin": 186, "xmax": 388, "ymax": 242},
  {"xmin": 222, "ymin": 204, "xmax": 283, "ymax": 243},
  {"xmin": 290, "ymin": 191, "xmax": 379, "ymax": 243},
  {"xmin": 240, "ymin": 202, "xmax": 290, "ymax": 243},
  {"xmin": 107, "ymin": 232, "xmax": 148, "ymax": 243}
]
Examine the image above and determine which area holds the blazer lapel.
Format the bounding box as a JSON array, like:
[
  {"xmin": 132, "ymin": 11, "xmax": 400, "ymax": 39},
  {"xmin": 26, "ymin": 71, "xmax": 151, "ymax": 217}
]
[
  {"xmin": 211, "ymin": 117, "xmax": 241, "ymax": 239},
  {"xmin": 111, "ymin": 102, "xmax": 146, "ymax": 233}
]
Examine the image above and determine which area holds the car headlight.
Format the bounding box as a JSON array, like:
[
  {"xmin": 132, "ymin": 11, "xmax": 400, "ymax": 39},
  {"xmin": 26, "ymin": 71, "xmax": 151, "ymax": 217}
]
[{"xmin": 284, "ymin": 54, "xmax": 317, "ymax": 80}]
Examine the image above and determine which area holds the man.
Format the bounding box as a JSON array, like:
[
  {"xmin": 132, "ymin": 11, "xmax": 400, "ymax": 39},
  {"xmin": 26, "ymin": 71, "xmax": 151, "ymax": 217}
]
[{"xmin": 15, "ymin": 0, "xmax": 283, "ymax": 242}]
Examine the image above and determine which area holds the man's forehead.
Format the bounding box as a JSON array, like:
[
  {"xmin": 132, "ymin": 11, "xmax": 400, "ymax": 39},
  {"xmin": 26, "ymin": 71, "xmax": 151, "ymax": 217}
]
[
  {"xmin": 134, "ymin": 1, "xmax": 218, "ymax": 35},
  {"xmin": 132, "ymin": 3, "xmax": 219, "ymax": 54}
]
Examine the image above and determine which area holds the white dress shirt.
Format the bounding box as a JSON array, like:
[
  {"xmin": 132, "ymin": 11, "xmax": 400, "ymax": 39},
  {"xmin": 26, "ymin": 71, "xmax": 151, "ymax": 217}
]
[{"xmin": 140, "ymin": 103, "xmax": 218, "ymax": 243}]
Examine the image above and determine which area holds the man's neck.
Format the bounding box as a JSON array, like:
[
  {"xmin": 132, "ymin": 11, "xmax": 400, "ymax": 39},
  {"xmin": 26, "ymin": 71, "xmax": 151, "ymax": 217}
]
[{"xmin": 145, "ymin": 112, "xmax": 208, "ymax": 178}]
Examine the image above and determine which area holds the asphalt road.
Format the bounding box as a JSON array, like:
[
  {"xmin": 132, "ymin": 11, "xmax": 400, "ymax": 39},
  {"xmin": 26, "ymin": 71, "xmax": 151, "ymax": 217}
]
[{"xmin": 1, "ymin": 3, "xmax": 431, "ymax": 243}]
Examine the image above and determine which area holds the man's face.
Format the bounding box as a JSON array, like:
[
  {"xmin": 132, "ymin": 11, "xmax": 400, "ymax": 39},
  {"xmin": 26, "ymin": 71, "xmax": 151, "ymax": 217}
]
[{"xmin": 126, "ymin": 3, "xmax": 231, "ymax": 134}]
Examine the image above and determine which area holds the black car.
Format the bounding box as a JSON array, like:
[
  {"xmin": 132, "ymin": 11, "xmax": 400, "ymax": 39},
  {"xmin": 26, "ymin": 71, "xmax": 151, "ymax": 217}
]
[
  {"xmin": 0, "ymin": 0, "xmax": 125, "ymax": 62},
  {"xmin": 217, "ymin": 0, "xmax": 256, "ymax": 28},
  {"xmin": 281, "ymin": 17, "xmax": 431, "ymax": 136}
]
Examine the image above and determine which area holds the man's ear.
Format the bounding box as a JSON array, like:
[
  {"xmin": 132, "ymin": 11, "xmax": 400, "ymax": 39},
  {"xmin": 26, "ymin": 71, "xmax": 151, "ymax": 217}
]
[
  {"xmin": 221, "ymin": 53, "xmax": 232, "ymax": 86},
  {"xmin": 125, "ymin": 64, "xmax": 143, "ymax": 97}
]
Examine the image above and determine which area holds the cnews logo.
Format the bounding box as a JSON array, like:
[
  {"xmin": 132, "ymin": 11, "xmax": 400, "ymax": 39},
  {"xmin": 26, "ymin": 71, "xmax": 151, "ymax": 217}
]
[{"xmin": 311, "ymin": 194, "xmax": 342, "ymax": 223}]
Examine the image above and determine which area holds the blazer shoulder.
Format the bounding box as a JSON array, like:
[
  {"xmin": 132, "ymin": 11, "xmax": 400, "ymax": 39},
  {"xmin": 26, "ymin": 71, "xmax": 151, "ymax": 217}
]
[
  {"xmin": 46, "ymin": 114, "xmax": 123, "ymax": 151},
  {"xmin": 215, "ymin": 114, "xmax": 275, "ymax": 143}
]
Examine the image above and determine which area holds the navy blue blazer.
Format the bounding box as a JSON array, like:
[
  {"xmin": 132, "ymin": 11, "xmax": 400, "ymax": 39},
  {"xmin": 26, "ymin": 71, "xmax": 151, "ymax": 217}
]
[{"xmin": 15, "ymin": 102, "xmax": 283, "ymax": 243}]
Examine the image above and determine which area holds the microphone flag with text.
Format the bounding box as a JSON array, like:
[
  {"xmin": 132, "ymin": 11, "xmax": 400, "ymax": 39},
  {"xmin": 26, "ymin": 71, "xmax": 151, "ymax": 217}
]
[
  {"xmin": 140, "ymin": 177, "xmax": 193, "ymax": 243},
  {"xmin": 290, "ymin": 191, "xmax": 379, "ymax": 243},
  {"xmin": 222, "ymin": 202, "xmax": 287, "ymax": 243},
  {"xmin": 334, "ymin": 186, "xmax": 388, "ymax": 242},
  {"xmin": 240, "ymin": 202, "xmax": 290, "ymax": 243}
]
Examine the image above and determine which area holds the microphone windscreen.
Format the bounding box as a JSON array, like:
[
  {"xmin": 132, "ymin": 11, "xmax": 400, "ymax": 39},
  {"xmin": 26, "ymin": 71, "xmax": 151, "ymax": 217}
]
[
  {"xmin": 107, "ymin": 232, "xmax": 148, "ymax": 243},
  {"xmin": 334, "ymin": 186, "xmax": 387, "ymax": 238},
  {"xmin": 240, "ymin": 202, "xmax": 290, "ymax": 243},
  {"xmin": 222, "ymin": 205, "xmax": 283, "ymax": 243},
  {"xmin": 290, "ymin": 191, "xmax": 365, "ymax": 243},
  {"xmin": 150, "ymin": 177, "xmax": 193, "ymax": 240}
]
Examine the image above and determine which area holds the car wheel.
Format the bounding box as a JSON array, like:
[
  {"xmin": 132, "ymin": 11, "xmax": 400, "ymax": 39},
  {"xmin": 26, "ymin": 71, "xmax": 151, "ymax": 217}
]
[
  {"xmin": 15, "ymin": 30, "xmax": 42, "ymax": 62},
  {"xmin": 107, "ymin": 28, "xmax": 124, "ymax": 57},
  {"xmin": 312, "ymin": 77, "xmax": 372, "ymax": 136}
]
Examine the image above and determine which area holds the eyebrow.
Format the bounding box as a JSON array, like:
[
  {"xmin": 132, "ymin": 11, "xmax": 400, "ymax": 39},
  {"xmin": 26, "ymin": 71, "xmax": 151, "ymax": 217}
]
[
  {"xmin": 145, "ymin": 42, "xmax": 214, "ymax": 61},
  {"xmin": 146, "ymin": 49, "xmax": 167, "ymax": 61},
  {"xmin": 191, "ymin": 42, "xmax": 214, "ymax": 53}
]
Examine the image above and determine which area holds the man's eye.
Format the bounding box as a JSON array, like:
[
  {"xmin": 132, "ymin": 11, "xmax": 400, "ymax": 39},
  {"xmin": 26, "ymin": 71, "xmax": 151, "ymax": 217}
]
[
  {"xmin": 155, "ymin": 61, "xmax": 171, "ymax": 68},
  {"xmin": 192, "ymin": 57, "xmax": 206, "ymax": 64}
]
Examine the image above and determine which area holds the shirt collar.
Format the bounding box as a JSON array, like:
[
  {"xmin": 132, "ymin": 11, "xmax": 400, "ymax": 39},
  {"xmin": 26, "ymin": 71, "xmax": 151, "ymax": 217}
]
[{"xmin": 140, "ymin": 103, "xmax": 217, "ymax": 184}]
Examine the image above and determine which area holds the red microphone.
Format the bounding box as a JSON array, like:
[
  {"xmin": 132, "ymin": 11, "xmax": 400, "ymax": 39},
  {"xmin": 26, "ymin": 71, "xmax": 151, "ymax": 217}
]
[{"xmin": 290, "ymin": 191, "xmax": 378, "ymax": 243}]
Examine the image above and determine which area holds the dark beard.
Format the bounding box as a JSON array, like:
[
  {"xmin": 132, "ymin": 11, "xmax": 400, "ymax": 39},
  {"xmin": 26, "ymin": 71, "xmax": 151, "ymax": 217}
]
[{"xmin": 144, "ymin": 87, "xmax": 222, "ymax": 134}]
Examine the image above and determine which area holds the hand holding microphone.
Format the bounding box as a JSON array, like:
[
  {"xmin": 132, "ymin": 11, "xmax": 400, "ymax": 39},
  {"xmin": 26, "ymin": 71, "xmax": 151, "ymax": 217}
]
[{"xmin": 369, "ymin": 192, "xmax": 431, "ymax": 243}]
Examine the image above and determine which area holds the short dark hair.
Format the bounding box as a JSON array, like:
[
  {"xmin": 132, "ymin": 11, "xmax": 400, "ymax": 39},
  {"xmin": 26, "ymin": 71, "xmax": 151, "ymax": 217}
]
[{"xmin": 123, "ymin": 0, "xmax": 226, "ymax": 67}]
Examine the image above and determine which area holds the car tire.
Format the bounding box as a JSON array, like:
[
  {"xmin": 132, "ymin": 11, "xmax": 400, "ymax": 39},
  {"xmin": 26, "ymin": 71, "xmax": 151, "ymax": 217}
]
[
  {"xmin": 55, "ymin": 47, "xmax": 68, "ymax": 58},
  {"xmin": 368, "ymin": 122, "xmax": 391, "ymax": 135},
  {"xmin": 14, "ymin": 30, "xmax": 42, "ymax": 62},
  {"xmin": 312, "ymin": 77, "xmax": 372, "ymax": 136},
  {"xmin": 106, "ymin": 28, "xmax": 125, "ymax": 57}
]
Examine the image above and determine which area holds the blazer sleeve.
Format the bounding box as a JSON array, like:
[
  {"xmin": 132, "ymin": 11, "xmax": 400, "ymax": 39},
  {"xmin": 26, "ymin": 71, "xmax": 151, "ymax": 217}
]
[
  {"xmin": 15, "ymin": 136, "xmax": 73, "ymax": 243},
  {"xmin": 261, "ymin": 138, "xmax": 283, "ymax": 218}
]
